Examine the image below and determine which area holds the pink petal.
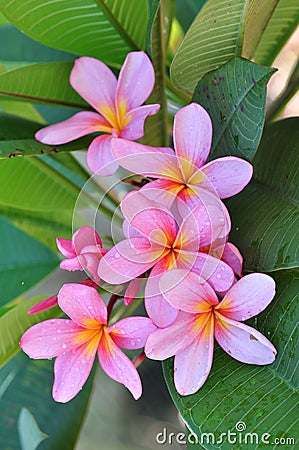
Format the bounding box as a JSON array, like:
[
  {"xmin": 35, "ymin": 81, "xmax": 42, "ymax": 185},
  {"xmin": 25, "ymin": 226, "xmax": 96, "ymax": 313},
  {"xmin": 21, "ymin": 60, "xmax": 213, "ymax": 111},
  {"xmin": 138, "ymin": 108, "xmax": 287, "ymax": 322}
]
[
  {"xmin": 122, "ymin": 219, "xmax": 142, "ymax": 239},
  {"xmin": 53, "ymin": 344, "xmax": 96, "ymax": 402},
  {"xmin": 73, "ymin": 226, "xmax": 102, "ymax": 253},
  {"xmin": 124, "ymin": 278, "xmax": 143, "ymax": 305},
  {"xmin": 108, "ymin": 317, "xmax": 157, "ymax": 349},
  {"xmin": 28, "ymin": 295, "xmax": 58, "ymax": 314},
  {"xmin": 173, "ymin": 103, "xmax": 212, "ymax": 169},
  {"xmin": 60, "ymin": 256, "xmax": 83, "ymax": 271},
  {"xmin": 120, "ymin": 191, "xmax": 178, "ymax": 243},
  {"xmin": 70, "ymin": 56, "xmax": 117, "ymax": 121},
  {"xmin": 217, "ymin": 273, "xmax": 276, "ymax": 321},
  {"xmin": 80, "ymin": 253, "xmax": 101, "ymax": 283},
  {"xmin": 174, "ymin": 318, "xmax": 214, "ymax": 395},
  {"xmin": 141, "ymin": 179, "xmax": 184, "ymax": 209},
  {"xmin": 98, "ymin": 238, "xmax": 160, "ymax": 284},
  {"xmin": 56, "ymin": 238, "xmax": 75, "ymax": 258},
  {"xmin": 86, "ymin": 135, "xmax": 119, "ymax": 176},
  {"xmin": 98, "ymin": 332, "xmax": 142, "ymax": 399},
  {"xmin": 144, "ymin": 260, "xmax": 178, "ymax": 328},
  {"xmin": 177, "ymin": 197, "xmax": 228, "ymax": 251},
  {"xmin": 58, "ymin": 284, "xmax": 107, "ymax": 327},
  {"xmin": 20, "ymin": 319, "xmax": 82, "ymax": 358},
  {"xmin": 35, "ymin": 111, "xmax": 110, "ymax": 144},
  {"xmin": 159, "ymin": 269, "xmax": 218, "ymax": 313},
  {"xmin": 222, "ymin": 242, "xmax": 243, "ymax": 276},
  {"xmin": 200, "ymin": 157, "xmax": 253, "ymax": 199},
  {"xmin": 116, "ymin": 51, "xmax": 155, "ymax": 111},
  {"xmin": 120, "ymin": 104, "xmax": 160, "ymax": 140},
  {"xmin": 214, "ymin": 314, "xmax": 277, "ymax": 364},
  {"xmin": 145, "ymin": 311, "xmax": 199, "ymax": 360},
  {"xmin": 186, "ymin": 253, "xmax": 234, "ymax": 292},
  {"xmin": 111, "ymin": 138, "xmax": 182, "ymax": 181}
]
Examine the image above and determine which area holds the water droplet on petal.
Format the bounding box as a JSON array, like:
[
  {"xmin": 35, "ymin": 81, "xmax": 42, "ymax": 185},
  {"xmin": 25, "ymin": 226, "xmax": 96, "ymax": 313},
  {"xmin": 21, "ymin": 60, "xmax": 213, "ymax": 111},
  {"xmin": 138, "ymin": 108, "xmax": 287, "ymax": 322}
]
[
  {"xmin": 62, "ymin": 343, "xmax": 67, "ymax": 349},
  {"xmin": 216, "ymin": 274, "xmax": 221, "ymax": 279}
]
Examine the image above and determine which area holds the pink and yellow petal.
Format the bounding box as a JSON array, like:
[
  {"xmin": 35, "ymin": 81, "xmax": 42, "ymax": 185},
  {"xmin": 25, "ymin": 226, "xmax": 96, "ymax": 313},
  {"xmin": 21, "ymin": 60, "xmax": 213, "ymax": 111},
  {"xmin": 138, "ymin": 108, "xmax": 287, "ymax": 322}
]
[
  {"xmin": 221, "ymin": 242, "xmax": 243, "ymax": 277},
  {"xmin": 70, "ymin": 57, "xmax": 117, "ymax": 122},
  {"xmin": 159, "ymin": 269, "xmax": 219, "ymax": 313},
  {"xmin": 120, "ymin": 104, "xmax": 160, "ymax": 140},
  {"xmin": 214, "ymin": 313, "xmax": 277, "ymax": 365},
  {"xmin": 173, "ymin": 103, "xmax": 212, "ymax": 170},
  {"xmin": 108, "ymin": 317, "xmax": 157, "ymax": 349},
  {"xmin": 111, "ymin": 138, "xmax": 182, "ymax": 181},
  {"xmin": 174, "ymin": 316, "xmax": 214, "ymax": 395},
  {"xmin": 145, "ymin": 311, "xmax": 200, "ymax": 360},
  {"xmin": 217, "ymin": 273, "xmax": 276, "ymax": 321},
  {"xmin": 58, "ymin": 284, "xmax": 107, "ymax": 328},
  {"xmin": 35, "ymin": 111, "xmax": 111, "ymax": 145},
  {"xmin": 53, "ymin": 343, "xmax": 97, "ymax": 402},
  {"xmin": 20, "ymin": 319, "xmax": 83, "ymax": 358},
  {"xmin": 98, "ymin": 332, "xmax": 142, "ymax": 399},
  {"xmin": 116, "ymin": 51, "xmax": 155, "ymax": 112},
  {"xmin": 98, "ymin": 238, "xmax": 160, "ymax": 285},
  {"xmin": 124, "ymin": 277, "xmax": 143, "ymax": 305}
]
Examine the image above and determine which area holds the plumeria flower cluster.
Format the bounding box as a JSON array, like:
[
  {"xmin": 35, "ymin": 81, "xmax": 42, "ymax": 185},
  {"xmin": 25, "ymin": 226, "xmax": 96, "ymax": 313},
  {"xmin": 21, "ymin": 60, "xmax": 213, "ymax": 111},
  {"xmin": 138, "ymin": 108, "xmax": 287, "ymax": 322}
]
[{"xmin": 21, "ymin": 51, "xmax": 277, "ymax": 402}]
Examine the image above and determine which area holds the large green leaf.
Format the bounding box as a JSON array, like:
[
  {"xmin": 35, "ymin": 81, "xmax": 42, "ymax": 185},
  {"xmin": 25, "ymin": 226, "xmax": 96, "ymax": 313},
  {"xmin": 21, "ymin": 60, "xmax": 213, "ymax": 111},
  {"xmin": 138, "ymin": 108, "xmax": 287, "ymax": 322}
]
[
  {"xmin": 0, "ymin": 217, "xmax": 59, "ymax": 306},
  {"xmin": 0, "ymin": 295, "xmax": 61, "ymax": 367},
  {"xmin": 175, "ymin": 0, "xmax": 208, "ymax": 33},
  {"xmin": 142, "ymin": 0, "xmax": 173, "ymax": 147},
  {"xmin": 0, "ymin": 352, "xmax": 93, "ymax": 449},
  {"xmin": 254, "ymin": 0, "xmax": 299, "ymax": 66},
  {"xmin": 192, "ymin": 58, "xmax": 274, "ymax": 161},
  {"xmin": 0, "ymin": 205, "xmax": 71, "ymax": 251},
  {"xmin": 0, "ymin": 62, "xmax": 88, "ymax": 108},
  {"xmin": 227, "ymin": 117, "xmax": 299, "ymax": 272},
  {"xmin": 0, "ymin": 154, "xmax": 85, "ymax": 211},
  {"xmin": 242, "ymin": 0, "xmax": 279, "ymax": 59},
  {"xmin": 0, "ymin": 113, "xmax": 94, "ymax": 158},
  {"xmin": 0, "ymin": 0, "xmax": 148, "ymax": 65},
  {"xmin": 171, "ymin": 0, "xmax": 248, "ymax": 94},
  {"xmin": 163, "ymin": 269, "xmax": 298, "ymax": 449}
]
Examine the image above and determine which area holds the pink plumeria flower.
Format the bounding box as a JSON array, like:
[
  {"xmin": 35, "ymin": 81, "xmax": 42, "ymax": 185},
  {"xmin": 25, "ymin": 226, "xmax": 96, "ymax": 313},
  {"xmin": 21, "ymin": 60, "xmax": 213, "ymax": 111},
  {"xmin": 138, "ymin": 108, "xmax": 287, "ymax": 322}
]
[
  {"xmin": 57, "ymin": 226, "xmax": 107, "ymax": 283},
  {"xmin": 35, "ymin": 52, "xmax": 160, "ymax": 176},
  {"xmin": 111, "ymin": 102, "xmax": 252, "ymax": 208},
  {"xmin": 99, "ymin": 190, "xmax": 234, "ymax": 327},
  {"xmin": 145, "ymin": 270, "xmax": 277, "ymax": 396},
  {"xmin": 21, "ymin": 283, "xmax": 156, "ymax": 402}
]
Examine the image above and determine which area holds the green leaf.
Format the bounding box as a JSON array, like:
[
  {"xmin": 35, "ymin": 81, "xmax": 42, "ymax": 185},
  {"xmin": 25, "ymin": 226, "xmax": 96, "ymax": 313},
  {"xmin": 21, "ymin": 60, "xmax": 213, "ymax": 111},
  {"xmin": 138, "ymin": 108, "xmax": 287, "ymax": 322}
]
[
  {"xmin": 142, "ymin": 0, "xmax": 173, "ymax": 147},
  {"xmin": 0, "ymin": 352, "xmax": 93, "ymax": 449},
  {"xmin": 18, "ymin": 408, "xmax": 48, "ymax": 450},
  {"xmin": 163, "ymin": 269, "xmax": 298, "ymax": 449},
  {"xmin": 254, "ymin": 0, "xmax": 299, "ymax": 66},
  {"xmin": 0, "ymin": 0, "xmax": 148, "ymax": 66},
  {"xmin": 0, "ymin": 296, "xmax": 61, "ymax": 367},
  {"xmin": 0, "ymin": 24, "xmax": 76, "ymax": 63},
  {"xmin": 242, "ymin": 0, "xmax": 279, "ymax": 60},
  {"xmin": 192, "ymin": 58, "xmax": 275, "ymax": 161},
  {"xmin": 0, "ymin": 217, "xmax": 59, "ymax": 306},
  {"xmin": 0, "ymin": 62, "xmax": 88, "ymax": 108},
  {"xmin": 0, "ymin": 155, "xmax": 84, "ymax": 212},
  {"xmin": 170, "ymin": 0, "xmax": 248, "ymax": 94},
  {"xmin": 98, "ymin": 0, "xmax": 149, "ymax": 50},
  {"xmin": 0, "ymin": 205, "xmax": 71, "ymax": 251},
  {"xmin": 175, "ymin": 0, "xmax": 208, "ymax": 33},
  {"xmin": 227, "ymin": 117, "xmax": 299, "ymax": 272}
]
